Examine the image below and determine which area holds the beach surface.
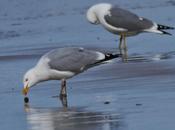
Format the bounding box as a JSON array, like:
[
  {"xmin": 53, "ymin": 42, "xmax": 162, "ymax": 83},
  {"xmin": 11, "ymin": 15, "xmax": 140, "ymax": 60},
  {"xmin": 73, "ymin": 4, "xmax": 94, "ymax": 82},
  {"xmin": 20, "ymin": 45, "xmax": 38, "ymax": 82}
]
[{"xmin": 0, "ymin": 0, "xmax": 175, "ymax": 130}]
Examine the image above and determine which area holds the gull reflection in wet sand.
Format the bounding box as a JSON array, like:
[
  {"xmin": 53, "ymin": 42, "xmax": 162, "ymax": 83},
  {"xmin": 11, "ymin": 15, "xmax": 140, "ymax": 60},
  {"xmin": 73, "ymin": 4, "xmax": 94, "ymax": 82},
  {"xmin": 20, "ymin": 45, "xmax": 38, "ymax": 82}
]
[{"xmin": 24, "ymin": 102, "xmax": 121, "ymax": 130}]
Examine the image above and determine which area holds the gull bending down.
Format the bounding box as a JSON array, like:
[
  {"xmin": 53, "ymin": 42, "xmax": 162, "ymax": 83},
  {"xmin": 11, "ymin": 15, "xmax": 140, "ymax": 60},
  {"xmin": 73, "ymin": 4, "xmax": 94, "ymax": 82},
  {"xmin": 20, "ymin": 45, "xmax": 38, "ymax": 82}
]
[{"xmin": 22, "ymin": 47, "xmax": 120, "ymax": 98}]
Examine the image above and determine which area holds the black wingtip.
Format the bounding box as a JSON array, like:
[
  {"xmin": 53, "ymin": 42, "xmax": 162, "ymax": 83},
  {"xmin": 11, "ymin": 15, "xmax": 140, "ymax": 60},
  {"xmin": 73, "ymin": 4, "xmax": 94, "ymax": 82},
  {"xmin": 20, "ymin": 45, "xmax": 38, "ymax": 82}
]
[
  {"xmin": 91, "ymin": 53, "xmax": 121, "ymax": 66},
  {"xmin": 161, "ymin": 30, "xmax": 172, "ymax": 35},
  {"xmin": 105, "ymin": 53, "xmax": 122, "ymax": 60},
  {"xmin": 158, "ymin": 24, "xmax": 174, "ymax": 30}
]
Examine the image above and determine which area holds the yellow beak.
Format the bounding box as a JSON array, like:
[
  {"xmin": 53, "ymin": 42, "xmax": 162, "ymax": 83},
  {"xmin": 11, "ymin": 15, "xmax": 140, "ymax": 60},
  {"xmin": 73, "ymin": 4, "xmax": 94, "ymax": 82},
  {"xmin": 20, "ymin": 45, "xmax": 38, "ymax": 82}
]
[{"xmin": 22, "ymin": 84, "xmax": 29, "ymax": 95}]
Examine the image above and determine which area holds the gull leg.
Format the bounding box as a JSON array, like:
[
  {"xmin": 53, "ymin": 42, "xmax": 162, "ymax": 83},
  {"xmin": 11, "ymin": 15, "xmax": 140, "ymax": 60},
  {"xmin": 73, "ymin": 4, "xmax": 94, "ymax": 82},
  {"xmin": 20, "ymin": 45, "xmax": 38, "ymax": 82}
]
[
  {"xmin": 118, "ymin": 35, "xmax": 123, "ymax": 55},
  {"xmin": 59, "ymin": 79, "xmax": 68, "ymax": 107},
  {"xmin": 119, "ymin": 34, "xmax": 126, "ymax": 62},
  {"xmin": 60, "ymin": 79, "xmax": 67, "ymax": 98},
  {"xmin": 60, "ymin": 96, "xmax": 68, "ymax": 108},
  {"xmin": 123, "ymin": 34, "xmax": 128, "ymax": 61}
]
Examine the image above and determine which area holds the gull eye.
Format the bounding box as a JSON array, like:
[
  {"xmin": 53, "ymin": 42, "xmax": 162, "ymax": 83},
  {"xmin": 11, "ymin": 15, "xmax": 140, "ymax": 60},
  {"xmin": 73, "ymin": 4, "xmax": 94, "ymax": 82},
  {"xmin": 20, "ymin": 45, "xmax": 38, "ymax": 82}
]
[{"xmin": 25, "ymin": 78, "xmax": 28, "ymax": 82}]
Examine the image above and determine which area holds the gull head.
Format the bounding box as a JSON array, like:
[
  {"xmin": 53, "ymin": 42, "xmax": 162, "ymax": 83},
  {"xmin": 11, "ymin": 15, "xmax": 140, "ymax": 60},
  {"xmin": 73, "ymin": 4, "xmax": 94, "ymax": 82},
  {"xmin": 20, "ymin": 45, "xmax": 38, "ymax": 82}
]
[
  {"xmin": 86, "ymin": 3, "xmax": 112, "ymax": 24},
  {"xmin": 22, "ymin": 68, "xmax": 39, "ymax": 95},
  {"xmin": 86, "ymin": 5, "xmax": 100, "ymax": 24}
]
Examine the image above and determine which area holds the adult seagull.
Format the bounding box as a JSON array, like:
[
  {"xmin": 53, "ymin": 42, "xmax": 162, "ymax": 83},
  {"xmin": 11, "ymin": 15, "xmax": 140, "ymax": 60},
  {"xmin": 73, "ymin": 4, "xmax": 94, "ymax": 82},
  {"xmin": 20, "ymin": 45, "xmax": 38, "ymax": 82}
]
[
  {"xmin": 86, "ymin": 3, "xmax": 174, "ymax": 56},
  {"xmin": 22, "ymin": 47, "xmax": 120, "ymax": 98}
]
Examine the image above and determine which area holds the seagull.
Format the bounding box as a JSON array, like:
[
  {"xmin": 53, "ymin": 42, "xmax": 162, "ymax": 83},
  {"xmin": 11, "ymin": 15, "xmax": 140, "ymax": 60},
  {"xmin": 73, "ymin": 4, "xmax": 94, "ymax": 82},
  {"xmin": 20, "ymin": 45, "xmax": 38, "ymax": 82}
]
[
  {"xmin": 86, "ymin": 3, "xmax": 174, "ymax": 57},
  {"xmin": 22, "ymin": 47, "xmax": 120, "ymax": 98}
]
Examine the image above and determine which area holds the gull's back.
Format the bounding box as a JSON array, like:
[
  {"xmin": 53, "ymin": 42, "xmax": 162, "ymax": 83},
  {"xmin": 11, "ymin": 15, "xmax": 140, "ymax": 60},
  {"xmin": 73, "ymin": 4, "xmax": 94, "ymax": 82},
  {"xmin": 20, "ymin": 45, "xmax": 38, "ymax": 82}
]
[
  {"xmin": 104, "ymin": 6, "xmax": 153, "ymax": 33},
  {"xmin": 42, "ymin": 47, "xmax": 103, "ymax": 73}
]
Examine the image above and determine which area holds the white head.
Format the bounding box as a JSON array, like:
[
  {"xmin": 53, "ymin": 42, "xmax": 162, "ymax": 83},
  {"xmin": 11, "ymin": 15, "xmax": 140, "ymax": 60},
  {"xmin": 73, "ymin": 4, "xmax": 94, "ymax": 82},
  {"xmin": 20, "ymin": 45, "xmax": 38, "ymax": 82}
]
[
  {"xmin": 86, "ymin": 3, "xmax": 112, "ymax": 24},
  {"xmin": 86, "ymin": 5, "xmax": 99, "ymax": 24},
  {"xmin": 22, "ymin": 67, "xmax": 42, "ymax": 95}
]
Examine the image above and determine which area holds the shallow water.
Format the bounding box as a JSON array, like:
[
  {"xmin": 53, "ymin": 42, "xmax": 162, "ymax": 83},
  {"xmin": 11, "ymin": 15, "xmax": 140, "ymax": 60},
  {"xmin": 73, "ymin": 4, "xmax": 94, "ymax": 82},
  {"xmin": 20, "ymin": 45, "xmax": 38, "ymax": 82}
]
[{"xmin": 0, "ymin": 0, "xmax": 175, "ymax": 130}]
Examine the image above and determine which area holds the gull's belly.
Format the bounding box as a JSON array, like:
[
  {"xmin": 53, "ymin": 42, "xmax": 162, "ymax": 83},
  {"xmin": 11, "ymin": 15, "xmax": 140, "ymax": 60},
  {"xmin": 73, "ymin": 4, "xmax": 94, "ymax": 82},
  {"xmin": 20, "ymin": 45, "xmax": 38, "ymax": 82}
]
[
  {"xmin": 49, "ymin": 70, "xmax": 76, "ymax": 80},
  {"xmin": 106, "ymin": 27, "xmax": 140, "ymax": 36}
]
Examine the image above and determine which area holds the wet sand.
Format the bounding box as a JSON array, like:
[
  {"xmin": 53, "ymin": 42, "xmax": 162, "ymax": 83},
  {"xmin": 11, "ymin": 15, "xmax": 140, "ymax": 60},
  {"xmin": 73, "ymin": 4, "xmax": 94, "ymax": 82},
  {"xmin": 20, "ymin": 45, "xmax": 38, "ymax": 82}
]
[
  {"xmin": 0, "ymin": 0, "xmax": 175, "ymax": 130},
  {"xmin": 0, "ymin": 51, "xmax": 175, "ymax": 130}
]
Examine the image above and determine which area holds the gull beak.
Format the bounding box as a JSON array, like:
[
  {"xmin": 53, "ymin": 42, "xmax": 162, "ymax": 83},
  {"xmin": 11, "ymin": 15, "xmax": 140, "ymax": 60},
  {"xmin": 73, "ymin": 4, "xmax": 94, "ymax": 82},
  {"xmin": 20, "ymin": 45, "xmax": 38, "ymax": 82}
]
[{"xmin": 22, "ymin": 84, "xmax": 29, "ymax": 95}]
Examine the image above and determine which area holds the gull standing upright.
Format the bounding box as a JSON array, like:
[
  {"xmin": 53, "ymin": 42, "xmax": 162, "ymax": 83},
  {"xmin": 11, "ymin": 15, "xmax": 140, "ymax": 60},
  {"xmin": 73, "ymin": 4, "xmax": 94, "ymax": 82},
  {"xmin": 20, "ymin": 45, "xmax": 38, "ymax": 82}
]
[
  {"xmin": 22, "ymin": 47, "xmax": 120, "ymax": 100},
  {"xmin": 86, "ymin": 3, "xmax": 174, "ymax": 59}
]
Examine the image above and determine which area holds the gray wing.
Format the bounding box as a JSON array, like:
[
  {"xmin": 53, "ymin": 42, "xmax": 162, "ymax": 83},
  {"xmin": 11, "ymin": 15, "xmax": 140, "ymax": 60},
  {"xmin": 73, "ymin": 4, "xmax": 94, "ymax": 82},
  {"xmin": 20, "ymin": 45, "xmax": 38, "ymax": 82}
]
[
  {"xmin": 104, "ymin": 6, "xmax": 153, "ymax": 32},
  {"xmin": 46, "ymin": 47, "xmax": 103, "ymax": 73}
]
